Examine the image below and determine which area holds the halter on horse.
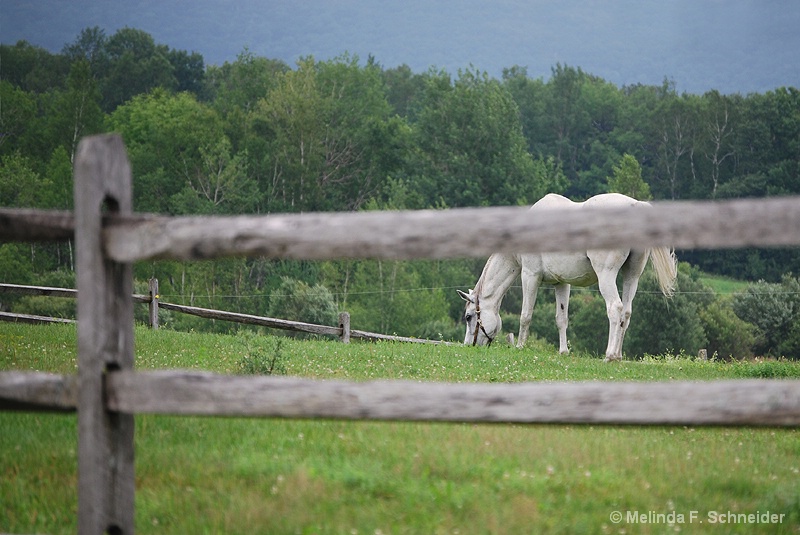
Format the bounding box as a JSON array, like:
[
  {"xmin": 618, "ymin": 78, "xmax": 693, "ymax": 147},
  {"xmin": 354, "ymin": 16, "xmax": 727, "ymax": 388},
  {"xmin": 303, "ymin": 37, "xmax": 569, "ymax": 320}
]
[{"xmin": 469, "ymin": 296, "xmax": 494, "ymax": 346}]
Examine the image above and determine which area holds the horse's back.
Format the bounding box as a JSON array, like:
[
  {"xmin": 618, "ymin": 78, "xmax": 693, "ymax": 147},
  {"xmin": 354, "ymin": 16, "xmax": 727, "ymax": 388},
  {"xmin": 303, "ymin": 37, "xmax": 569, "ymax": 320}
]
[
  {"xmin": 533, "ymin": 193, "xmax": 643, "ymax": 211},
  {"xmin": 530, "ymin": 193, "xmax": 643, "ymax": 286},
  {"xmin": 581, "ymin": 192, "xmax": 642, "ymax": 209},
  {"xmin": 531, "ymin": 193, "xmax": 576, "ymax": 210}
]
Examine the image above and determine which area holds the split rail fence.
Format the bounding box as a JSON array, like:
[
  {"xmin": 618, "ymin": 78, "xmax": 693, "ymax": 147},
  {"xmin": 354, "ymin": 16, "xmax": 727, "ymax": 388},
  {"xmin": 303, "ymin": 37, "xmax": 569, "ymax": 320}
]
[
  {"xmin": 0, "ymin": 281, "xmax": 450, "ymax": 344},
  {"xmin": 2, "ymin": 134, "xmax": 800, "ymax": 534}
]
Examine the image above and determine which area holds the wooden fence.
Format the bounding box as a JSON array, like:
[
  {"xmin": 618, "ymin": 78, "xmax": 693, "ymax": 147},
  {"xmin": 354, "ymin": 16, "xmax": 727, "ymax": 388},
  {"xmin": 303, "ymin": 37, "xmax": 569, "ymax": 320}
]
[
  {"xmin": 2, "ymin": 134, "xmax": 800, "ymax": 534},
  {"xmin": 0, "ymin": 281, "xmax": 451, "ymax": 344}
]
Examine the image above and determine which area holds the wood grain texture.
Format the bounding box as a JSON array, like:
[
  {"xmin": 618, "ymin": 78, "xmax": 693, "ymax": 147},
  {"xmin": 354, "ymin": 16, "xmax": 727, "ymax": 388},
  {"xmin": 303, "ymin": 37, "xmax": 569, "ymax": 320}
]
[
  {"xmin": 104, "ymin": 196, "xmax": 800, "ymax": 263},
  {"xmin": 0, "ymin": 208, "xmax": 74, "ymax": 241},
  {"xmin": 106, "ymin": 371, "xmax": 800, "ymax": 427},
  {"xmin": 0, "ymin": 371, "xmax": 77, "ymax": 412},
  {"xmin": 74, "ymin": 134, "xmax": 135, "ymax": 535}
]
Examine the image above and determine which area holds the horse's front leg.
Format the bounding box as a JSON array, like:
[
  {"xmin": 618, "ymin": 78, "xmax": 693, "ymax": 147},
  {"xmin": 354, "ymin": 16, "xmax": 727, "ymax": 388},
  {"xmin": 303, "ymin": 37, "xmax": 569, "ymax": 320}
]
[
  {"xmin": 554, "ymin": 284, "xmax": 571, "ymax": 354},
  {"xmin": 517, "ymin": 268, "xmax": 541, "ymax": 348}
]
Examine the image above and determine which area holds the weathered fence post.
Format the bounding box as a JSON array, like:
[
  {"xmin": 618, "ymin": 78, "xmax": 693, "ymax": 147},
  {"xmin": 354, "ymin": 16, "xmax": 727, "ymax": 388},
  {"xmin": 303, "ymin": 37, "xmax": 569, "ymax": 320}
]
[
  {"xmin": 339, "ymin": 312, "xmax": 350, "ymax": 343},
  {"xmin": 149, "ymin": 278, "xmax": 159, "ymax": 330},
  {"xmin": 75, "ymin": 134, "xmax": 135, "ymax": 534}
]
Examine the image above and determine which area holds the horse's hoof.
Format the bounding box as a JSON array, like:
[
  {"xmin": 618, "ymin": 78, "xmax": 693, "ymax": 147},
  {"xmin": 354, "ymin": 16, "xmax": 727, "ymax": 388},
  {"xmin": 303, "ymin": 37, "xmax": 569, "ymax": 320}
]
[{"xmin": 604, "ymin": 356, "xmax": 622, "ymax": 363}]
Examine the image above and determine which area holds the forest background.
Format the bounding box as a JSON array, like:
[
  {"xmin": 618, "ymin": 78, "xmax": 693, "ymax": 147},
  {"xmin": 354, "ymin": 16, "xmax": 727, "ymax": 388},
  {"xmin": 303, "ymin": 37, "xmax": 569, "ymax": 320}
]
[{"xmin": 2, "ymin": 27, "xmax": 800, "ymax": 358}]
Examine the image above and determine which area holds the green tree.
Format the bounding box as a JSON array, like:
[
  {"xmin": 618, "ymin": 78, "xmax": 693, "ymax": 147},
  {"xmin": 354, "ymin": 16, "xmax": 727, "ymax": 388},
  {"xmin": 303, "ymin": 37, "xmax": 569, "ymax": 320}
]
[
  {"xmin": 607, "ymin": 153, "xmax": 652, "ymax": 200},
  {"xmin": 254, "ymin": 55, "xmax": 401, "ymax": 212},
  {"xmin": 0, "ymin": 153, "xmax": 51, "ymax": 207},
  {"xmin": 0, "ymin": 41, "xmax": 69, "ymax": 93},
  {"xmin": 652, "ymin": 89, "xmax": 701, "ymax": 199},
  {"xmin": 37, "ymin": 59, "xmax": 104, "ymax": 162},
  {"xmin": 62, "ymin": 26, "xmax": 108, "ymax": 71},
  {"xmin": 698, "ymin": 91, "xmax": 738, "ymax": 198},
  {"xmin": 0, "ymin": 81, "xmax": 37, "ymax": 157},
  {"xmin": 44, "ymin": 146, "xmax": 74, "ymax": 210},
  {"xmin": 411, "ymin": 68, "xmax": 536, "ymax": 207},
  {"xmin": 502, "ymin": 66, "xmax": 548, "ymax": 154},
  {"xmin": 169, "ymin": 138, "xmax": 256, "ymax": 215},
  {"xmin": 108, "ymin": 89, "xmax": 232, "ymax": 213},
  {"xmin": 382, "ymin": 63, "xmax": 426, "ymax": 117},
  {"xmin": 0, "ymin": 244, "xmax": 34, "ymax": 285},
  {"xmin": 167, "ymin": 49, "xmax": 205, "ymax": 95},
  {"xmin": 100, "ymin": 28, "xmax": 178, "ymax": 111},
  {"xmin": 205, "ymin": 50, "xmax": 289, "ymax": 150}
]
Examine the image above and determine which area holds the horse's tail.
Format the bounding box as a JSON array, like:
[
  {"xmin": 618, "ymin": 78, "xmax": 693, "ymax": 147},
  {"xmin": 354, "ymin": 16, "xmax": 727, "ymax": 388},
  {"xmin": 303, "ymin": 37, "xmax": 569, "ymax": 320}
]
[{"xmin": 649, "ymin": 245, "xmax": 678, "ymax": 298}]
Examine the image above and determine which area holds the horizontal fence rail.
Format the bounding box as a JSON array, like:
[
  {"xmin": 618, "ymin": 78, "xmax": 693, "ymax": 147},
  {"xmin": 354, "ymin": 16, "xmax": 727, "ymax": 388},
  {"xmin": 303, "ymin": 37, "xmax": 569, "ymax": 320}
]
[
  {"xmin": 0, "ymin": 208, "xmax": 74, "ymax": 242},
  {"xmin": 0, "ymin": 282, "xmax": 78, "ymax": 298},
  {"xmin": 102, "ymin": 196, "xmax": 800, "ymax": 261},
  {"xmin": 5, "ymin": 195, "xmax": 800, "ymax": 261},
  {"xmin": 0, "ymin": 311, "xmax": 75, "ymax": 324},
  {"xmin": 106, "ymin": 372, "xmax": 800, "ymax": 427},
  {"xmin": 0, "ymin": 371, "xmax": 77, "ymax": 412},
  {"xmin": 4, "ymin": 370, "xmax": 799, "ymax": 427}
]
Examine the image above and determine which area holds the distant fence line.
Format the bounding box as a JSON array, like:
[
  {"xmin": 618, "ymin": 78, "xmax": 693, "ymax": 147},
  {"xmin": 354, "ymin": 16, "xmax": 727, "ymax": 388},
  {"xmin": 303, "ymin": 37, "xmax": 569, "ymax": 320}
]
[
  {"xmin": 0, "ymin": 282, "xmax": 451, "ymax": 345},
  {"xmin": 2, "ymin": 134, "xmax": 800, "ymax": 534}
]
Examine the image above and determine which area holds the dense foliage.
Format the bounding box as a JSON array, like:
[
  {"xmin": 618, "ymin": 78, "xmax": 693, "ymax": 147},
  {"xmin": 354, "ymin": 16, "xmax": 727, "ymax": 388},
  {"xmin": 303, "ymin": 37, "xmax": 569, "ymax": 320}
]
[{"xmin": 2, "ymin": 28, "xmax": 800, "ymax": 357}]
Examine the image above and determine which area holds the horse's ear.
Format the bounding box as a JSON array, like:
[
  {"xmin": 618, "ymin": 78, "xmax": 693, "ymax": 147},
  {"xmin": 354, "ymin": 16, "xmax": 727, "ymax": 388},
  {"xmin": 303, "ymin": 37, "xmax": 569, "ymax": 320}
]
[{"xmin": 457, "ymin": 289, "xmax": 474, "ymax": 303}]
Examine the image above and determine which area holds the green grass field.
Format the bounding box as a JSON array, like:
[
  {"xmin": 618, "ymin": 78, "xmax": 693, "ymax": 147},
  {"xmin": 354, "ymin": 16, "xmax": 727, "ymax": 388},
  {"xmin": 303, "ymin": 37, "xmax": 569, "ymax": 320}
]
[
  {"xmin": 2, "ymin": 322, "xmax": 799, "ymax": 534},
  {"xmin": 698, "ymin": 274, "xmax": 750, "ymax": 296}
]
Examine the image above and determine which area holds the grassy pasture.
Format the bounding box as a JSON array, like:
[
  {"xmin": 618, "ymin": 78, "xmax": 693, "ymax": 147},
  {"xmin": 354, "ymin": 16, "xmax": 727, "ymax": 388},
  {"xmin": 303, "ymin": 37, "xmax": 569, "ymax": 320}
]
[
  {"xmin": 2, "ymin": 322, "xmax": 799, "ymax": 534},
  {"xmin": 698, "ymin": 274, "xmax": 750, "ymax": 296}
]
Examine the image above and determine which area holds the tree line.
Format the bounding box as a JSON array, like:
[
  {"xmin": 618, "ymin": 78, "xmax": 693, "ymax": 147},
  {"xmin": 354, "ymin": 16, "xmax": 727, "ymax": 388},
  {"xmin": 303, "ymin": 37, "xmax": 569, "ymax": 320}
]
[{"xmin": 2, "ymin": 27, "xmax": 800, "ymax": 358}]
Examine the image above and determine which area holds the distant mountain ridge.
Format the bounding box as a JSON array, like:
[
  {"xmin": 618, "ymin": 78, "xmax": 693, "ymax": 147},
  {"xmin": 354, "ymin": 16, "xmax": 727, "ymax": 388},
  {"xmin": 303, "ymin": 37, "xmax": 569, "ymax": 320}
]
[{"xmin": 3, "ymin": 0, "xmax": 799, "ymax": 95}]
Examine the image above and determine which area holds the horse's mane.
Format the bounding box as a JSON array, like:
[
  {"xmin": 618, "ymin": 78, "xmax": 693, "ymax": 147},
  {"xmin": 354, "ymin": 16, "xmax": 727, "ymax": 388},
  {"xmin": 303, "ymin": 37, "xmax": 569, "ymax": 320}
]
[{"xmin": 473, "ymin": 253, "xmax": 500, "ymax": 298}]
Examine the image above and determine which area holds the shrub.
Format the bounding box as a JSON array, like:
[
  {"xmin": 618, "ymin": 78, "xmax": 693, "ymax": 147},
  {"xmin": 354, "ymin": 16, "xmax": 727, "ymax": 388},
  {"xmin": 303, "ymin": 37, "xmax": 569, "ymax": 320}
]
[
  {"xmin": 237, "ymin": 333, "xmax": 287, "ymax": 375},
  {"xmin": 732, "ymin": 275, "xmax": 800, "ymax": 357},
  {"xmin": 268, "ymin": 277, "xmax": 339, "ymax": 338},
  {"xmin": 698, "ymin": 299, "xmax": 756, "ymax": 360}
]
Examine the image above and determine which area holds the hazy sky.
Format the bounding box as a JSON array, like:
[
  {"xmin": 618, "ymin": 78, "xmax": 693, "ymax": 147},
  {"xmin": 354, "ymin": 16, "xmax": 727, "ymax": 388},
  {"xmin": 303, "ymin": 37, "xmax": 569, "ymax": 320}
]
[{"xmin": 3, "ymin": 0, "xmax": 799, "ymax": 94}]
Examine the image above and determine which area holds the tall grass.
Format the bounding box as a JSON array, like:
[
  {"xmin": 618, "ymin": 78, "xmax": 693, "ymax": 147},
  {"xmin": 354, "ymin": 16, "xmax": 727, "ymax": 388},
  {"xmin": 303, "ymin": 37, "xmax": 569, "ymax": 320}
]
[{"xmin": 2, "ymin": 323, "xmax": 799, "ymax": 534}]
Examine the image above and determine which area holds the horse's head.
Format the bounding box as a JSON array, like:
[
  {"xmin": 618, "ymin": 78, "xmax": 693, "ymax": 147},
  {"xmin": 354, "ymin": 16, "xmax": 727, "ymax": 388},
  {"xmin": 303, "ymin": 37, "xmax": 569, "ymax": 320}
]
[{"xmin": 457, "ymin": 289, "xmax": 501, "ymax": 346}]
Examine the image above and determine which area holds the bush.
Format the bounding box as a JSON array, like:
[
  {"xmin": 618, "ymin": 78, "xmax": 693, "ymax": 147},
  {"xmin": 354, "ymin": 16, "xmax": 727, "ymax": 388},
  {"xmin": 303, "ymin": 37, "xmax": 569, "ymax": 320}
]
[
  {"xmin": 417, "ymin": 319, "xmax": 463, "ymax": 343},
  {"xmin": 698, "ymin": 299, "xmax": 756, "ymax": 360},
  {"xmin": 732, "ymin": 275, "xmax": 800, "ymax": 358},
  {"xmin": 268, "ymin": 277, "xmax": 339, "ymax": 338},
  {"xmin": 11, "ymin": 270, "xmax": 77, "ymax": 319},
  {"xmin": 237, "ymin": 333, "xmax": 287, "ymax": 375}
]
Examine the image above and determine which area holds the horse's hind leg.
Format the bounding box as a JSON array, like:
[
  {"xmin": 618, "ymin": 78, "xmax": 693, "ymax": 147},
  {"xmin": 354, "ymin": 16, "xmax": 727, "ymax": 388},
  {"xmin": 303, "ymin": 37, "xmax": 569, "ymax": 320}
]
[
  {"xmin": 554, "ymin": 284, "xmax": 570, "ymax": 354},
  {"xmin": 597, "ymin": 273, "xmax": 624, "ymax": 361},
  {"xmin": 618, "ymin": 250, "xmax": 649, "ymax": 353},
  {"xmin": 590, "ymin": 252, "xmax": 627, "ymax": 362}
]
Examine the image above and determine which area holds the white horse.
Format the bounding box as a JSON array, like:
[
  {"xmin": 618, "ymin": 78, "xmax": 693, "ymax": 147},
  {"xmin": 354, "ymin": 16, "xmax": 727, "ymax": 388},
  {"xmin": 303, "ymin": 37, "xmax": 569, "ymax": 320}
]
[{"xmin": 458, "ymin": 193, "xmax": 678, "ymax": 362}]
